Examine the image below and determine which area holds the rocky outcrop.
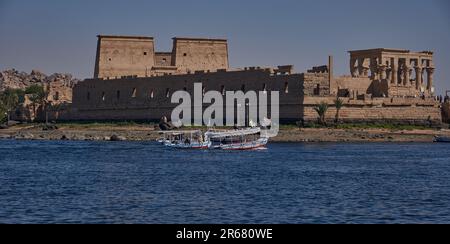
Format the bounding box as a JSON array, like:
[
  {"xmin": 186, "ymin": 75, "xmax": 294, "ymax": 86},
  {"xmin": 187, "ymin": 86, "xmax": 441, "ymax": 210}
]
[
  {"xmin": 1, "ymin": 69, "xmax": 80, "ymax": 122},
  {"xmin": 0, "ymin": 69, "xmax": 79, "ymax": 92}
]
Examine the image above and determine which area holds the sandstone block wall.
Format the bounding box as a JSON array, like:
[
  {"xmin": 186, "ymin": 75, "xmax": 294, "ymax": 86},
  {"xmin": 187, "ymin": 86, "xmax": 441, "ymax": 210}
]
[
  {"xmin": 388, "ymin": 85, "xmax": 422, "ymax": 97},
  {"xmin": 93, "ymin": 36, "xmax": 229, "ymax": 78},
  {"xmin": 331, "ymin": 76, "xmax": 374, "ymax": 96},
  {"xmin": 67, "ymin": 68, "xmax": 442, "ymax": 125},
  {"xmin": 94, "ymin": 36, "xmax": 156, "ymax": 79},
  {"xmin": 154, "ymin": 52, "xmax": 173, "ymax": 67},
  {"xmin": 70, "ymin": 68, "xmax": 303, "ymax": 122},
  {"xmin": 301, "ymin": 73, "xmax": 330, "ymax": 96},
  {"xmin": 172, "ymin": 38, "xmax": 229, "ymax": 73},
  {"xmin": 442, "ymin": 102, "xmax": 450, "ymax": 123},
  {"xmin": 301, "ymin": 96, "xmax": 442, "ymax": 125}
]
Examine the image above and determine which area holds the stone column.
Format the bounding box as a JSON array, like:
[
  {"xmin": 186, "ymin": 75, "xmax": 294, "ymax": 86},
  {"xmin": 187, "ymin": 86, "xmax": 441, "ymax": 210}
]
[
  {"xmin": 403, "ymin": 64, "xmax": 410, "ymax": 86},
  {"xmin": 398, "ymin": 66, "xmax": 404, "ymax": 85},
  {"xmin": 414, "ymin": 66, "xmax": 422, "ymax": 89},
  {"xmin": 421, "ymin": 68, "xmax": 426, "ymax": 86},
  {"xmin": 350, "ymin": 58, "xmax": 357, "ymax": 77},
  {"xmin": 427, "ymin": 67, "xmax": 435, "ymax": 91},
  {"xmin": 371, "ymin": 58, "xmax": 380, "ymax": 80},
  {"xmin": 357, "ymin": 58, "xmax": 364, "ymax": 77},
  {"xmin": 391, "ymin": 59, "xmax": 397, "ymax": 84},
  {"xmin": 386, "ymin": 67, "xmax": 392, "ymax": 82},
  {"xmin": 408, "ymin": 68, "xmax": 413, "ymax": 86},
  {"xmin": 378, "ymin": 65, "xmax": 387, "ymax": 80},
  {"xmin": 362, "ymin": 67, "xmax": 369, "ymax": 77}
]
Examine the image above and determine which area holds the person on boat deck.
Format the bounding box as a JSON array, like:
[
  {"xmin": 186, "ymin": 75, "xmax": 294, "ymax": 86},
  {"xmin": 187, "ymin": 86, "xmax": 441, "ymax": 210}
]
[{"xmin": 185, "ymin": 138, "xmax": 191, "ymax": 144}]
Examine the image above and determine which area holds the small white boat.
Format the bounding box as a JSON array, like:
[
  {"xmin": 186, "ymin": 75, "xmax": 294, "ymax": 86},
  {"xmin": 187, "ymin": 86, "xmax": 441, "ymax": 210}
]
[
  {"xmin": 205, "ymin": 127, "xmax": 269, "ymax": 150},
  {"xmin": 158, "ymin": 130, "xmax": 210, "ymax": 149}
]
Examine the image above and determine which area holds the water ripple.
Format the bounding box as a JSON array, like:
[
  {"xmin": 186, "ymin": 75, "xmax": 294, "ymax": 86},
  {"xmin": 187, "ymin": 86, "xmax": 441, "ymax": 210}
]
[{"xmin": 1, "ymin": 141, "xmax": 450, "ymax": 223}]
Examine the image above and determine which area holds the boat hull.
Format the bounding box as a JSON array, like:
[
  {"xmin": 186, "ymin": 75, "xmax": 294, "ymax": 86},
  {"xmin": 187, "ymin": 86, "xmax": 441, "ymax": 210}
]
[
  {"xmin": 164, "ymin": 141, "xmax": 211, "ymax": 149},
  {"xmin": 210, "ymin": 138, "xmax": 268, "ymax": 150}
]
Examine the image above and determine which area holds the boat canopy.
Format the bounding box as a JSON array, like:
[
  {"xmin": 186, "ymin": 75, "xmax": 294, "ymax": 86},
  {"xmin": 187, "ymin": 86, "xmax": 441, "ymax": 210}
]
[
  {"xmin": 159, "ymin": 130, "xmax": 203, "ymax": 136},
  {"xmin": 205, "ymin": 128, "xmax": 261, "ymax": 138}
]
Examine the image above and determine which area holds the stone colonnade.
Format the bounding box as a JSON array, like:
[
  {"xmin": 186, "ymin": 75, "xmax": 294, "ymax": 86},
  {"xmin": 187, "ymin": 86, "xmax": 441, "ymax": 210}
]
[{"xmin": 350, "ymin": 55, "xmax": 434, "ymax": 92}]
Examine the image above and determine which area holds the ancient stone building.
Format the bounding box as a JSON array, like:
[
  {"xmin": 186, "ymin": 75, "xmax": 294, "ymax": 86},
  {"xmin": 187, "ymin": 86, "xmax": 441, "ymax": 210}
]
[
  {"xmin": 344, "ymin": 48, "xmax": 435, "ymax": 97},
  {"xmin": 94, "ymin": 35, "xmax": 228, "ymax": 79},
  {"xmin": 65, "ymin": 35, "xmax": 443, "ymax": 125},
  {"xmin": 442, "ymin": 102, "xmax": 450, "ymax": 123}
]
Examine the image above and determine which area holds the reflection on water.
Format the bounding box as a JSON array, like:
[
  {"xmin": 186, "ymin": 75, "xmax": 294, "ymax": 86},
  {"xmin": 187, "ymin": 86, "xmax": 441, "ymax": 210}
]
[{"xmin": 0, "ymin": 140, "xmax": 450, "ymax": 223}]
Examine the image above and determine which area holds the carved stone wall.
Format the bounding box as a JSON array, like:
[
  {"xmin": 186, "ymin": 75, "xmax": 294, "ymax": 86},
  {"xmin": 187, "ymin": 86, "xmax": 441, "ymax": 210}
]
[{"xmin": 94, "ymin": 35, "xmax": 156, "ymax": 79}]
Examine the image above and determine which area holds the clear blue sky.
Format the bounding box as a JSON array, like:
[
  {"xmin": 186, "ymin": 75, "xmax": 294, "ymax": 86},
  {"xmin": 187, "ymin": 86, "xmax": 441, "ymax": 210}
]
[{"xmin": 1, "ymin": 0, "xmax": 449, "ymax": 93}]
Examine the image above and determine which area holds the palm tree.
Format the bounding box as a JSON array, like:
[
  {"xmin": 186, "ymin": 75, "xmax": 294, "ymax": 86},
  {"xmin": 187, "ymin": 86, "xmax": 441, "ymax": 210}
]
[
  {"xmin": 334, "ymin": 98, "xmax": 344, "ymax": 124},
  {"xmin": 0, "ymin": 88, "xmax": 21, "ymax": 124},
  {"xmin": 50, "ymin": 102, "xmax": 63, "ymax": 122},
  {"xmin": 43, "ymin": 85, "xmax": 51, "ymax": 125},
  {"xmin": 26, "ymin": 85, "xmax": 47, "ymax": 122},
  {"xmin": 0, "ymin": 100, "xmax": 7, "ymax": 123},
  {"xmin": 314, "ymin": 101, "xmax": 328, "ymax": 126}
]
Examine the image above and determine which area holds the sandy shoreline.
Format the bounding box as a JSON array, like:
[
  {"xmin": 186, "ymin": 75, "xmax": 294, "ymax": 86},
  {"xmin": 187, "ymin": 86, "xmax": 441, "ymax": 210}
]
[{"xmin": 1, "ymin": 124, "xmax": 450, "ymax": 143}]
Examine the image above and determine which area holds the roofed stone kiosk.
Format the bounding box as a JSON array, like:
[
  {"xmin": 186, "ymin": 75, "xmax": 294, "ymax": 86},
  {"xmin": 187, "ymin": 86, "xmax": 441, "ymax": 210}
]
[{"xmin": 349, "ymin": 48, "xmax": 435, "ymax": 97}]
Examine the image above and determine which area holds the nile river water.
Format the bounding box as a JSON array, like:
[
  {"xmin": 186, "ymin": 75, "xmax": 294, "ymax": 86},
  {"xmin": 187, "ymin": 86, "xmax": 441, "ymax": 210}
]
[{"xmin": 1, "ymin": 140, "xmax": 450, "ymax": 223}]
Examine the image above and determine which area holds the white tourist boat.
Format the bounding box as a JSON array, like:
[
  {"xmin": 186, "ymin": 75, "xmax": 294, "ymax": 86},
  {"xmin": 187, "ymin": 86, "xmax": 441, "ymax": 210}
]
[
  {"xmin": 158, "ymin": 130, "xmax": 210, "ymax": 149},
  {"xmin": 204, "ymin": 127, "xmax": 269, "ymax": 150}
]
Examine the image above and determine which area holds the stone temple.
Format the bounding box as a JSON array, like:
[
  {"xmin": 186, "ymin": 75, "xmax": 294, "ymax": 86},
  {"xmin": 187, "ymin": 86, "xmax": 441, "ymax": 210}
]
[
  {"xmin": 93, "ymin": 35, "xmax": 229, "ymax": 78},
  {"xmin": 57, "ymin": 35, "xmax": 442, "ymax": 125}
]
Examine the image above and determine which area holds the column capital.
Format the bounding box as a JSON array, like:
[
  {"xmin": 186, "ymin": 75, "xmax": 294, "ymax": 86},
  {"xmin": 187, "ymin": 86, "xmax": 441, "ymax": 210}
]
[{"xmin": 378, "ymin": 64, "xmax": 387, "ymax": 80}]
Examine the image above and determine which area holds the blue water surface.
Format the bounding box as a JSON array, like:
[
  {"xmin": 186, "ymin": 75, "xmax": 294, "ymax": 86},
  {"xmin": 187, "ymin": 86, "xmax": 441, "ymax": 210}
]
[{"xmin": 1, "ymin": 140, "xmax": 449, "ymax": 223}]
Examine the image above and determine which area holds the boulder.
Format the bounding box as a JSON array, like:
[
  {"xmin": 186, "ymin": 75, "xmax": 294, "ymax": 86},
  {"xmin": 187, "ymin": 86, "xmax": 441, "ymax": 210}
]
[
  {"xmin": 42, "ymin": 124, "xmax": 58, "ymax": 131},
  {"xmin": 0, "ymin": 134, "xmax": 11, "ymax": 139},
  {"xmin": 15, "ymin": 133, "xmax": 34, "ymax": 140},
  {"xmin": 110, "ymin": 134, "xmax": 126, "ymax": 141},
  {"xmin": 6, "ymin": 120, "xmax": 20, "ymax": 126},
  {"xmin": 72, "ymin": 135, "xmax": 86, "ymax": 141}
]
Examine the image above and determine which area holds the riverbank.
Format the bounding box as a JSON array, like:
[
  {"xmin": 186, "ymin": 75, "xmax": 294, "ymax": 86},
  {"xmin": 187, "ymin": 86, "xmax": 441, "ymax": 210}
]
[{"xmin": 1, "ymin": 123, "xmax": 450, "ymax": 142}]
